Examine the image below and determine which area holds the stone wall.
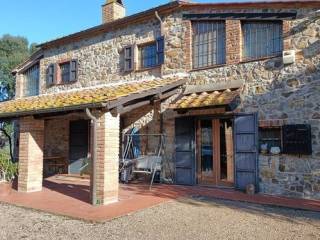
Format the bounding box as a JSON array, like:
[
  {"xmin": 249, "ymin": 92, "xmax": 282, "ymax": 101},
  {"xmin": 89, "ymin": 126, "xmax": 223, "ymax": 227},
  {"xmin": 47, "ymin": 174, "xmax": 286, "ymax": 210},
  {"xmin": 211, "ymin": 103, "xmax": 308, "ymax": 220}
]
[{"xmin": 15, "ymin": 4, "xmax": 320, "ymax": 199}]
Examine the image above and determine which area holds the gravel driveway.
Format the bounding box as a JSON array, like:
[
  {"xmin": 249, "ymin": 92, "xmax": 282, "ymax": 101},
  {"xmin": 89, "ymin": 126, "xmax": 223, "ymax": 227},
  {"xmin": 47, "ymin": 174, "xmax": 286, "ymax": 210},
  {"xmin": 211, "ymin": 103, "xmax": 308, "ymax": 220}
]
[{"xmin": 0, "ymin": 197, "xmax": 319, "ymax": 240}]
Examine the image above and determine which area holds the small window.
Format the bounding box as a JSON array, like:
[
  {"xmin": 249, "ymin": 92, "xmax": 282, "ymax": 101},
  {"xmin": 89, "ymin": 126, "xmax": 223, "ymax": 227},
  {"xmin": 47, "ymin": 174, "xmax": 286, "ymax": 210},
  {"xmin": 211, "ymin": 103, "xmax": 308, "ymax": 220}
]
[
  {"xmin": 24, "ymin": 63, "xmax": 40, "ymax": 96},
  {"xmin": 59, "ymin": 60, "xmax": 78, "ymax": 84},
  {"xmin": 124, "ymin": 46, "xmax": 134, "ymax": 72},
  {"xmin": 242, "ymin": 21, "xmax": 283, "ymax": 61},
  {"xmin": 259, "ymin": 127, "xmax": 282, "ymax": 154},
  {"xmin": 139, "ymin": 36, "xmax": 165, "ymax": 69},
  {"xmin": 282, "ymin": 124, "xmax": 312, "ymax": 155},
  {"xmin": 60, "ymin": 62, "xmax": 71, "ymax": 83},
  {"xmin": 192, "ymin": 21, "xmax": 226, "ymax": 69},
  {"xmin": 46, "ymin": 64, "xmax": 56, "ymax": 86}
]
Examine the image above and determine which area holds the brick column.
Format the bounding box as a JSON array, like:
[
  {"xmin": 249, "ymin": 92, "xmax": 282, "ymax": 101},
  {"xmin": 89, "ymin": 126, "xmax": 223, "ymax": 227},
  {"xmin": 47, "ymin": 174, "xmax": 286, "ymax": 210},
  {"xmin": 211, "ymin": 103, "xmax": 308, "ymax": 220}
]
[
  {"xmin": 18, "ymin": 117, "xmax": 44, "ymax": 193},
  {"xmin": 283, "ymin": 20, "xmax": 292, "ymax": 51},
  {"xmin": 183, "ymin": 20, "xmax": 192, "ymax": 71},
  {"xmin": 226, "ymin": 20, "xmax": 242, "ymax": 65},
  {"xmin": 95, "ymin": 111, "xmax": 120, "ymax": 205}
]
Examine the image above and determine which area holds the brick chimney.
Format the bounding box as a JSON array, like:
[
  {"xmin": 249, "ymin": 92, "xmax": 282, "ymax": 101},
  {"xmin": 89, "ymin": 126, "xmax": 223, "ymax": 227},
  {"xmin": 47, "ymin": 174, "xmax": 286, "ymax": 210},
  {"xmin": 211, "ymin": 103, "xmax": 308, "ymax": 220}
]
[{"xmin": 102, "ymin": 0, "xmax": 126, "ymax": 24}]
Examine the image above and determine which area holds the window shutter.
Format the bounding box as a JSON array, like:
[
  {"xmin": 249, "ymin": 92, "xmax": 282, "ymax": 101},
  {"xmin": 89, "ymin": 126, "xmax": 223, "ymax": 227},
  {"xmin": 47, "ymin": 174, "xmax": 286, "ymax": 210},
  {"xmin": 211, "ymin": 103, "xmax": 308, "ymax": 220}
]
[
  {"xmin": 53, "ymin": 63, "xmax": 58, "ymax": 84},
  {"xmin": 46, "ymin": 64, "xmax": 55, "ymax": 86},
  {"xmin": 156, "ymin": 36, "xmax": 165, "ymax": 64},
  {"xmin": 124, "ymin": 46, "xmax": 134, "ymax": 72},
  {"xmin": 70, "ymin": 59, "xmax": 78, "ymax": 82}
]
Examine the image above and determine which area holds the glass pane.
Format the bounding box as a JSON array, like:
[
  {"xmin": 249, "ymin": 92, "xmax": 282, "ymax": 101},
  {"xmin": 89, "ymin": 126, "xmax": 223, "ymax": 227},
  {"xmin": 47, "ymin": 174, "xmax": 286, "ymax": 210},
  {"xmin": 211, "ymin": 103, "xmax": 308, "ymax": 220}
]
[
  {"xmin": 141, "ymin": 44, "xmax": 157, "ymax": 68},
  {"xmin": 192, "ymin": 21, "xmax": 226, "ymax": 68},
  {"xmin": 24, "ymin": 64, "xmax": 39, "ymax": 96},
  {"xmin": 243, "ymin": 22, "xmax": 283, "ymax": 60},
  {"xmin": 60, "ymin": 62, "xmax": 71, "ymax": 82},
  {"xmin": 201, "ymin": 120, "xmax": 213, "ymax": 174},
  {"xmin": 220, "ymin": 119, "xmax": 234, "ymax": 182}
]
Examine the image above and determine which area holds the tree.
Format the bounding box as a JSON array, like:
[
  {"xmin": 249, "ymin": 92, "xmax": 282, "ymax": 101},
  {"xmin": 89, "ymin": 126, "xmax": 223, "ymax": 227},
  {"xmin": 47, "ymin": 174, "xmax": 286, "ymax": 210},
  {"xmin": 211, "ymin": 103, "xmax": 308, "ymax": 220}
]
[
  {"xmin": 0, "ymin": 34, "xmax": 37, "ymax": 161},
  {"xmin": 0, "ymin": 34, "xmax": 31, "ymax": 98}
]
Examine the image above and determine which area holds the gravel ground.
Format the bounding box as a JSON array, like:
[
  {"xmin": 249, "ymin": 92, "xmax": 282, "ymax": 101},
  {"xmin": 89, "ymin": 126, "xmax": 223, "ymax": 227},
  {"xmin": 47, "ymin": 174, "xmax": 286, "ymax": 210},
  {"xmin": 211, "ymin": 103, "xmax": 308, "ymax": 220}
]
[{"xmin": 0, "ymin": 197, "xmax": 319, "ymax": 240}]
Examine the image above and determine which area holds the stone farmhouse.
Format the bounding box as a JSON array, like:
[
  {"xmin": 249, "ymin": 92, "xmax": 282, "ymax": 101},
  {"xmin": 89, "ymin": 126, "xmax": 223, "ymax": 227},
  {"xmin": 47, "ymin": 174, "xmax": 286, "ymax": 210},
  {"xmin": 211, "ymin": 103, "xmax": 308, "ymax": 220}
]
[{"xmin": 0, "ymin": 0, "xmax": 319, "ymax": 205}]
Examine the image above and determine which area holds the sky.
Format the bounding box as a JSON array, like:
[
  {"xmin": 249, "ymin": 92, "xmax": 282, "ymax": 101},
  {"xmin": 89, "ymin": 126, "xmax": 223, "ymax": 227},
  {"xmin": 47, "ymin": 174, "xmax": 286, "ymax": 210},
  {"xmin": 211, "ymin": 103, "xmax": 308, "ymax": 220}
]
[{"xmin": 0, "ymin": 0, "xmax": 250, "ymax": 45}]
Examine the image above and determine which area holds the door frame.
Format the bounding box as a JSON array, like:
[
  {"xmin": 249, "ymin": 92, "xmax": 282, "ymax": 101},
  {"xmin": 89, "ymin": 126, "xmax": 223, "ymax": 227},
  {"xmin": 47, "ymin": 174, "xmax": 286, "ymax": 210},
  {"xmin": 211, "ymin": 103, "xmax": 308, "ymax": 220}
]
[{"xmin": 195, "ymin": 116, "xmax": 235, "ymax": 187}]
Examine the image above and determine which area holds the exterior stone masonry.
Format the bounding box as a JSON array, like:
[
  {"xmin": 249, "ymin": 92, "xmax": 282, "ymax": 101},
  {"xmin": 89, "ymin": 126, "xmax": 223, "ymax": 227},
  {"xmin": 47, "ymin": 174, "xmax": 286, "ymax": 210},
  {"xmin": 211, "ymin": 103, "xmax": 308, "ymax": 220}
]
[
  {"xmin": 95, "ymin": 111, "xmax": 120, "ymax": 205},
  {"xmin": 18, "ymin": 117, "xmax": 44, "ymax": 193},
  {"xmin": 14, "ymin": 2, "xmax": 320, "ymax": 200}
]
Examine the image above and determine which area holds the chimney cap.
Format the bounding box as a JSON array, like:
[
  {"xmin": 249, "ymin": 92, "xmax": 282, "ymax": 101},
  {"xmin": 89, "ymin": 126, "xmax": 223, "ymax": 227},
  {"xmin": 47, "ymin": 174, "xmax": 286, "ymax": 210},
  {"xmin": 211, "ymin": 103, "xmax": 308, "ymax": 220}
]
[{"xmin": 104, "ymin": 0, "xmax": 124, "ymax": 5}]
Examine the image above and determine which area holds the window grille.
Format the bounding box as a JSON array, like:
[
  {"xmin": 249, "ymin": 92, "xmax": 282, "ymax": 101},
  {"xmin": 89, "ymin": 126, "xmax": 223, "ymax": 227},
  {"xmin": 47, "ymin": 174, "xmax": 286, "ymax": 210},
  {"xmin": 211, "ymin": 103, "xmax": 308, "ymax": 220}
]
[
  {"xmin": 242, "ymin": 21, "xmax": 283, "ymax": 60},
  {"xmin": 192, "ymin": 21, "xmax": 226, "ymax": 69},
  {"xmin": 24, "ymin": 64, "xmax": 39, "ymax": 97},
  {"xmin": 140, "ymin": 37, "xmax": 165, "ymax": 69}
]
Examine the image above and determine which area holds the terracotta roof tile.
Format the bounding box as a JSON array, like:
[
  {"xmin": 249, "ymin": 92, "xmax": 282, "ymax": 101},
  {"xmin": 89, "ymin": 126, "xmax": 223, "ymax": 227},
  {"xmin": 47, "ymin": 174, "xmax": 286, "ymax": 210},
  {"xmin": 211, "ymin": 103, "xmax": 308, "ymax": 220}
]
[
  {"xmin": 172, "ymin": 89, "xmax": 240, "ymax": 110},
  {"xmin": 0, "ymin": 78, "xmax": 185, "ymax": 118}
]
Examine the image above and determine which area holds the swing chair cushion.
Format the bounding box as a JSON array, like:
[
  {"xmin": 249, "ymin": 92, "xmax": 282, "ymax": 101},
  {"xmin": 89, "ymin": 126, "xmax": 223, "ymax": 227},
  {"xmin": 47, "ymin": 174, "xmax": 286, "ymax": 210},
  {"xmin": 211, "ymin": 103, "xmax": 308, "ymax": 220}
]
[{"xmin": 134, "ymin": 155, "xmax": 162, "ymax": 173}]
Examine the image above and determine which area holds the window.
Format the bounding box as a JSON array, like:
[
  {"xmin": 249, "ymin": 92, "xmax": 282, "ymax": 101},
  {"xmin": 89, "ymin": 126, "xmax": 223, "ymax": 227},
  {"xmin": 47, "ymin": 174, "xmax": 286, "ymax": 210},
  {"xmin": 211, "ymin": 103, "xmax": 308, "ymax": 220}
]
[
  {"xmin": 259, "ymin": 127, "xmax": 282, "ymax": 154},
  {"xmin": 60, "ymin": 62, "xmax": 71, "ymax": 83},
  {"xmin": 59, "ymin": 60, "xmax": 78, "ymax": 83},
  {"xmin": 124, "ymin": 46, "xmax": 134, "ymax": 72},
  {"xmin": 24, "ymin": 64, "xmax": 40, "ymax": 96},
  {"xmin": 139, "ymin": 36, "xmax": 165, "ymax": 69},
  {"xmin": 192, "ymin": 21, "xmax": 226, "ymax": 69},
  {"xmin": 242, "ymin": 21, "xmax": 283, "ymax": 61},
  {"xmin": 46, "ymin": 60, "xmax": 78, "ymax": 87}
]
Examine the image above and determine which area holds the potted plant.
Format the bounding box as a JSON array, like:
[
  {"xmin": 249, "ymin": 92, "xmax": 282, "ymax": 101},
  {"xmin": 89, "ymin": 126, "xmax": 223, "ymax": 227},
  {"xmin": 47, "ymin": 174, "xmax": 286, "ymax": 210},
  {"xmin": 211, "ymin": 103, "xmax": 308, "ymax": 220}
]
[{"xmin": 0, "ymin": 151, "xmax": 18, "ymax": 196}]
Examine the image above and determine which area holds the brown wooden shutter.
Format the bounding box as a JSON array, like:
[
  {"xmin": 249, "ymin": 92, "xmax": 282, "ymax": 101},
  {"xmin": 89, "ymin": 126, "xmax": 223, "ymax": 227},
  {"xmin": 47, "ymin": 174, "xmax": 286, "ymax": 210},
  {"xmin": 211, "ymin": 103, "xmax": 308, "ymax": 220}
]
[
  {"xmin": 70, "ymin": 60, "xmax": 78, "ymax": 82},
  {"xmin": 124, "ymin": 46, "xmax": 134, "ymax": 72},
  {"xmin": 46, "ymin": 64, "xmax": 56, "ymax": 86}
]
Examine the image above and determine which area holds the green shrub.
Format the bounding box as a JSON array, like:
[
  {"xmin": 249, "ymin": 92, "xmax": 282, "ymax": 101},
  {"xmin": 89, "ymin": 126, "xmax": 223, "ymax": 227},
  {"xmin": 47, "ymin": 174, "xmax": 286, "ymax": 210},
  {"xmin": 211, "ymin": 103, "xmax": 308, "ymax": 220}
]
[{"xmin": 0, "ymin": 150, "xmax": 18, "ymax": 183}]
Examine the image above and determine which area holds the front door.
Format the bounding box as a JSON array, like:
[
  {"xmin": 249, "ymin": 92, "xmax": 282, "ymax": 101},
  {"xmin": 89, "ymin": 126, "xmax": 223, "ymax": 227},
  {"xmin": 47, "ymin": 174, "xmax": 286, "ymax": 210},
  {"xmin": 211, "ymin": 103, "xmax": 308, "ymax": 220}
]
[
  {"xmin": 69, "ymin": 120, "xmax": 89, "ymax": 174},
  {"xmin": 197, "ymin": 118, "xmax": 234, "ymax": 186}
]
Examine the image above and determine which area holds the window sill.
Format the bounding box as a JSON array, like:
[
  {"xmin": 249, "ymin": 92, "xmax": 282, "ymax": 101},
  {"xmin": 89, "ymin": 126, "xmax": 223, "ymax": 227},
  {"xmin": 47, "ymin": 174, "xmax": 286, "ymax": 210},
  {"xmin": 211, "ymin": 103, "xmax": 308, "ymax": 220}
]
[
  {"xmin": 240, "ymin": 55, "xmax": 282, "ymax": 64},
  {"xmin": 135, "ymin": 65, "xmax": 161, "ymax": 72},
  {"xmin": 260, "ymin": 153, "xmax": 282, "ymax": 156},
  {"xmin": 190, "ymin": 64, "xmax": 227, "ymax": 72},
  {"xmin": 46, "ymin": 80, "xmax": 77, "ymax": 88}
]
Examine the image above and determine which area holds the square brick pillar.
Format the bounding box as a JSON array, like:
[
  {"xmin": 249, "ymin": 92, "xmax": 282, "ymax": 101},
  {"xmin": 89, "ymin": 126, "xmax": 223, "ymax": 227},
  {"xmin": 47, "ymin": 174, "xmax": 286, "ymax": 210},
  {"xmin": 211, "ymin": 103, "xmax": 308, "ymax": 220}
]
[
  {"xmin": 18, "ymin": 117, "xmax": 44, "ymax": 193},
  {"xmin": 226, "ymin": 20, "xmax": 242, "ymax": 65},
  {"xmin": 95, "ymin": 111, "xmax": 120, "ymax": 205}
]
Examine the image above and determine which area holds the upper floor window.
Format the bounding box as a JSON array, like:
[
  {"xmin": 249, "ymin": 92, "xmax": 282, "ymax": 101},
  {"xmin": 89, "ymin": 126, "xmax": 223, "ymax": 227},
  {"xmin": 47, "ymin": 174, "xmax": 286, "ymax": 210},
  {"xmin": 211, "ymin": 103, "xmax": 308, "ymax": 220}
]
[
  {"xmin": 192, "ymin": 21, "xmax": 226, "ymax": 69},
  {"xmin": 24, "ymin": 63, "xmax": 39, "ymax": 97},
  {"xmin": 139, "ymin": 36, "xmax": 164, "ymax": 69},
  {"xmin": 59, "ymin": 60, "xmax": 78, "ymax": 83},
  {"xmin": 46, "ymin": 60, "xmax": 78, "ymax": 87},
  {"xmin": 242, "ymin": 21, "xmax": 283, "ymax": 61}
]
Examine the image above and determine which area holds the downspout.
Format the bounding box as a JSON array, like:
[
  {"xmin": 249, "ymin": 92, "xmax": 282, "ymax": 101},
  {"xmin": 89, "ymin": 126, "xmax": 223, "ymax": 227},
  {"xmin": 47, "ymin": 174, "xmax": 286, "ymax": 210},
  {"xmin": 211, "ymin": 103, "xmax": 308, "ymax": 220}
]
[
  {"xmin": 155, "ymin": 11, "xmax": 164, "ymax": 78},
  {"xmin": 85, "ymin": 108, "xmax": 97, "ymax": 206},
  {"xmin": 155, "ymin": 11, "xmax": 164, "ymax": 35}
]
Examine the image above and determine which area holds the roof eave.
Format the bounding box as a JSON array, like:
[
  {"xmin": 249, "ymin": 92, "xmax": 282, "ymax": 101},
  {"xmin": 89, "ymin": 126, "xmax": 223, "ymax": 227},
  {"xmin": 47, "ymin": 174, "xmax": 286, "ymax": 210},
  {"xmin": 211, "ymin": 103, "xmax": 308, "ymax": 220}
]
[{"xmin": 37, "ymin": 1, "xmax": 183, "ymax": 49}]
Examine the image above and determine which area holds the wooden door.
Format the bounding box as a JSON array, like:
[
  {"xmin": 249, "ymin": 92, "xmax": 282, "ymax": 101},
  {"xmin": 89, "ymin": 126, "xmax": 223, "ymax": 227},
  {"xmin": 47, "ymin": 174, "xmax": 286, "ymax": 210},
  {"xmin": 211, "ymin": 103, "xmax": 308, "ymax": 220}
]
[
  {"xmin": 234, "ymin": 113, "xmax": 258, "ymax": 191},
  {"xmin": 197, "ymin": 118, "xmax": 235, "ymax": 187},
  {"xmin": 175, "ymin": 117, "xmax": 196, "ymax": 185},
  {"xmin": 197, "ymin": 119, "xmax": 220, "ymax": 185},
  {"xmin": 69, "ymin": 120, "xmax": 89, "ymax": 174}
]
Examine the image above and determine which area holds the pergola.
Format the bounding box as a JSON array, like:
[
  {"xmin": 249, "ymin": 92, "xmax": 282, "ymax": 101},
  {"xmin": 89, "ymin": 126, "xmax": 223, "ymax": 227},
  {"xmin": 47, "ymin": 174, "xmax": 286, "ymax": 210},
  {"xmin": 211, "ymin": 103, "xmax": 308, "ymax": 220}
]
[{"xmin": 0, "ymin": 77, "xmax": 186, "ymax": 205}]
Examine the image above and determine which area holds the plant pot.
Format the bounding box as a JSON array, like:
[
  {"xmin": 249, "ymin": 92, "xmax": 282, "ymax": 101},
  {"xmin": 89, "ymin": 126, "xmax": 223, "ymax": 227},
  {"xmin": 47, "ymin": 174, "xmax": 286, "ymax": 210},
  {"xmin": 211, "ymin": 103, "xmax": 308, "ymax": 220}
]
[{"xmin": 0, "ymin": 182, "xmax": 12, "ymax": 197}]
